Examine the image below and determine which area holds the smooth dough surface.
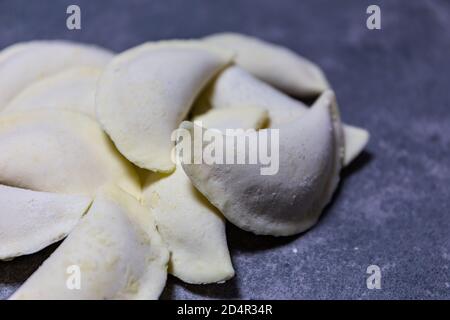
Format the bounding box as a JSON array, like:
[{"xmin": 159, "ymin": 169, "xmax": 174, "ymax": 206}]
[
  {"xmin": 96, "ymin": 40, "xmax": 233, "ymax": 172},
  {"xmin": 181, "ymin": 91, "xmax": 342, "ymax": 236},
  {"xmin": 0, "ymin": 109, "xmax": 140, "ymax": 198},
  {"xmin": 10, "ymin": 186, "xmax": 169, "ymax": 300},
  {"xmin": 0, "ymin": 41, "xmax": 113, "ymax": 110},
  {"xmin": 204, "ymin": 32, "xmax": 329, "ymax": 97},
  {"xmin": 3, "ymin": 67, "xmax": 102, "ymax": 118},
  {"xmin": 0, "ymin": 185, "xmax": 91, "ymax": 260}
]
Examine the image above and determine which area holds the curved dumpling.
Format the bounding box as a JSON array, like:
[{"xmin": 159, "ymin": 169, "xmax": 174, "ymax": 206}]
[
  {"xmin": 199, "ymin": 66, "xmax": 368, "ymax": 164},
  {"xmin": 198, "ymin": 65, "xmax": 307, "ymax": 127},
  {"xmin": 10, "ymin": 186, "xmax": 169, "ymax": 300},
  {"xmin": 0, "ymin": 41, "xmax": 113, "ymax": 110},
  {"xmin": 96, "ymin": 40, "xmax": 233, "ymax": 172},
  {"xmin": 143, "ymin": 167, "xmax": 234, "ymax": 284},
  {"xmin": 0, "ymin": 185, "xmax": 91, "ymax": 260},
  {"xmin": 3, "ymin": 67, "xmax": 102, "ymax": 118},
  {"xmin": 180, "ymin": 91, "xmax": 342, "ymax": 236},
  {"xmin": 0, "ymin": 109, "xmax": 140, "ymax": 198},
  {"xmin": 204, "ymin": 32, "xmax": 329, "ymax": 97},
  {"xmin": 142, "ymin": 106, "xmax": 266, "ymax": 284}
]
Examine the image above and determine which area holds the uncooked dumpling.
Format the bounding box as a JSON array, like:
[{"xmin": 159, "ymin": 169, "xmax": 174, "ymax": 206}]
[
  {"xmin": 197, "ymin": 65, "xmax": 307, "ymax": 126},
  {"xmin": 142, "ymin": 106, "xmax": 267, "ymax": 284},
  {"xmin": 10, "ymin": 186, "xmax": 169, "ymax": 300},
  {"xmin": 204, "ymin": 33, "xmax": 329, "ymax": 97},
  {"xmin": 0, "ymin": 109, "xmax": 140, "ymax": 198},
  {"xmin": 143, "ymin": 167, "xmax": 234, "ymax": 284},
  {"xmin": 200, "ymin": 66, "xmax": 368, "ymax": 163},
  {"xmin": 0, "ymin": 185, "xmax": 91, "ymax": 260},
  {"xmin": 3, "ymin": 67, "xmax": 102, "ymax": 118},
  {"xmin": 0, "ymin": 41, "xmax": 113, "ymax": 110},
  {"xmin": 181, "ymin": 91, "xmax": 342, "ymax": 236},
  {"xmin": 96, "ymin": 40, "xmax": 233, "ymax": 172}
]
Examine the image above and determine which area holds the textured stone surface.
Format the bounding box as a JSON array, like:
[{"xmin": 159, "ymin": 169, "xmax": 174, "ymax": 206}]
[{"xmin": 1, "ymin": 0, "xmax": 449, "ymax": 299}]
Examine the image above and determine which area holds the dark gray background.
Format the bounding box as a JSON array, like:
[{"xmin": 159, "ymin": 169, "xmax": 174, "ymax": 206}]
[{"xmin": 1, "ymin": 0, "xmax": 449, "ymax": 299}]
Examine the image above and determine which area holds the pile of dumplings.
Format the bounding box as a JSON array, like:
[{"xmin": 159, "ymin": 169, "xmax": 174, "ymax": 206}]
[{"xmin": 0, "ymin": 33, "xmax": 369, "ymax": 299}]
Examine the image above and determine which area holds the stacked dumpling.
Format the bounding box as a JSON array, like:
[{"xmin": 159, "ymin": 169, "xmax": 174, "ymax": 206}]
[{"xmin": 0, "ymin": 34, "xmax": 369, "ymax": 299}]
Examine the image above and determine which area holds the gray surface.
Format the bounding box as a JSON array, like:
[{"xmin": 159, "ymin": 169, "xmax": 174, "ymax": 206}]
[{"xmin": 1, "ymin": 0, "xmax": 449, "ymax": 299}]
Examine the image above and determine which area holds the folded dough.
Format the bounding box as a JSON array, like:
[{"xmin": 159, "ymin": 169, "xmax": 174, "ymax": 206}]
[
  {"xmin": 181, "ymin": 91, "xmax": 342, "ymax": 236},
  {"xmin": 199, "ymin": 66, "xmax": 368, "ymax": 165},
  {"xmin": 0, "ymin": 185, "xmax": 91, "ymax": 260},
  {"xmin": 10, "ymin": 186, "xmax": 169, "ymax": 300},
  {"xmin": 198, "ymin": 65, "xmax": 307, "ymax": 127},
  {"xmin": 3, "ymin": 67, "xmax": 102, "ymax": 118},
  {"xmin": 0, "ymin": 41, "xmax": 113, "ymax": 110},
  {"xmin": 142, "ymin": 106, "xmax": 267, "ymax": 284},
  {"xmin": 96, "ymin": 40, "xmax": 233, "ymax": 172},
  {"xmin": 204, "ymin": 32, "xmax": 329, "ymax": 97},
  {"xmin": 0, "ymin": 109, "xmax": 140, "ymax": 198},
  {"xmin": 143, "ymin": 167, "xmax": 234, "ymax": 284}
]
